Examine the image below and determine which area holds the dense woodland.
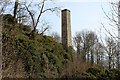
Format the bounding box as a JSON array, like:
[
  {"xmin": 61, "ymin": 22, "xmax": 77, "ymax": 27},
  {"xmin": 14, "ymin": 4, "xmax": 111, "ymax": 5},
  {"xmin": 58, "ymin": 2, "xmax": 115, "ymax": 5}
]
[{"xmin": 1, "ymin": 0, "xmax": 120, "ymax": 79}]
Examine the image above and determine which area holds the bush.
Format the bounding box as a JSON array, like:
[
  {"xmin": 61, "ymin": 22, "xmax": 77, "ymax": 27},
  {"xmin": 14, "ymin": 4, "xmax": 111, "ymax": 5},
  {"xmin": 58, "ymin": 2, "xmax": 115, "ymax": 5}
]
[
  {"xmin": 3, "ymin": 14, "xmax": 17, "ymax": 24},
  {"xmin": 80, "ymin": 72, "xmax": 97, "ymax": 80},
  {"xmin": 86, "ymin": 67, "xmax": 101, "ymax": 76},
  {"xmin": 86, "ymin": 68, "xmax": 120, "ymax": 80}
]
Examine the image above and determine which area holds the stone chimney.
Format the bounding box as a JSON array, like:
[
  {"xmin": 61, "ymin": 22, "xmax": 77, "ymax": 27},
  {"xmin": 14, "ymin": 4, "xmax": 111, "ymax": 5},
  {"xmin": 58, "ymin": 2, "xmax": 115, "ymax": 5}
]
[{"xmin": 61, "ymin": 9, "xmax": 72, "ymax": 49}]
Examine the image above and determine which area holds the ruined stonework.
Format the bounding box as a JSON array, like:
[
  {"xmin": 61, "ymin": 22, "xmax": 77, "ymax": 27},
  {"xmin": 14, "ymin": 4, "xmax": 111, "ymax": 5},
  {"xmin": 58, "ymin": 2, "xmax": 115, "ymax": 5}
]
[{"xmin": 61, "ymin": 9, "xmax": 72, "ymax": 49}]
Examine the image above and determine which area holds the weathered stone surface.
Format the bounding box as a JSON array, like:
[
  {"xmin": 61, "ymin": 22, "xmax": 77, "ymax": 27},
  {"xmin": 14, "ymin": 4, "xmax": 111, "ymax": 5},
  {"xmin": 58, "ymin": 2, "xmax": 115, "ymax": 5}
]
[{"xmin": 61, "ymin": 9, "xmax": 72, "ymax": 49}]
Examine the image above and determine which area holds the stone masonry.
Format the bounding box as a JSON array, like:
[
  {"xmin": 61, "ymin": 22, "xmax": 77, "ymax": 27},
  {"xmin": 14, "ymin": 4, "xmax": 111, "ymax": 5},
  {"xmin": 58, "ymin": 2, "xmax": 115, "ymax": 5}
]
[{"xmin": 61, "ymin": 9, "xmax": 72, "ymax": 49}]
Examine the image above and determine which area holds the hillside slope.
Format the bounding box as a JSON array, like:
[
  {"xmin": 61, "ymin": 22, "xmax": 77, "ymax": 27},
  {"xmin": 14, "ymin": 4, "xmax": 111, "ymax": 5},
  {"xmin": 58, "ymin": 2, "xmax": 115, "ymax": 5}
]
[
  {"xmin": 2, "ymin": 14, "xmax": 73, "ymax": 78},
  {"xmin": 2, "ymin": 14, "xmax": 120, "ymax": 80}
]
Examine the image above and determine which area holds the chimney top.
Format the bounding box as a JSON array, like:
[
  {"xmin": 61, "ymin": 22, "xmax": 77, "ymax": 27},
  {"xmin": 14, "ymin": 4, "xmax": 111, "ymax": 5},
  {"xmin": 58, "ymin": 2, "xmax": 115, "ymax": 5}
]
[{"xmin": 62, "ymin": 9, "xmax": 70, "ymax": 12}]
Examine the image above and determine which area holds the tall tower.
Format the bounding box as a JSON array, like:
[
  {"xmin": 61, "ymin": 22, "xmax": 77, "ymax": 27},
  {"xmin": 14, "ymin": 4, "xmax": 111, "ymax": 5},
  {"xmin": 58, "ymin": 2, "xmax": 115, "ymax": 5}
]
[{"xmin": 61, "ymin": 9, "xmax": 72, "ymax": 49}]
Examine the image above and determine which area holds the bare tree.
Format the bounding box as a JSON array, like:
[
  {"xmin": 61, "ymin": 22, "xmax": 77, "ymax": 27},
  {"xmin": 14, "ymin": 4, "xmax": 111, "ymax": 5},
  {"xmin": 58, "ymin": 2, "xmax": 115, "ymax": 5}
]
[
  {"xmin": 13, "ymin": 0, "xmax": 19, "ymax": 19},
  {"xmin": 101, "ymin": 1, "xmax": 120, "ymax": 69},
  {"xmin": 1, "ymin": 0, "xmax": 60, "ymax": 36},
  {"xmin": 74, "ymin": 30, "xmax": 98, "ymax": 64},
  {"xmin": 24, "ymin": 0, "xmax": 60, "ymax": 33},
  {"xmin": 73, "ymin": 32, "xmax": 82, "ymax": 55},
  {"xmin": 73, "ymin": 31, "xmax": 87, "ymax": 61},
  {"xmin": 104, "ymin": 37, "xmax": 117, "ymax": 69},
  {"xmin": 94, "ymin": 41, "xmax": 104, "ymax": 66},
  {"xmin": 88, "ymin": 32, "xmax": 98, "ymax": 64}
]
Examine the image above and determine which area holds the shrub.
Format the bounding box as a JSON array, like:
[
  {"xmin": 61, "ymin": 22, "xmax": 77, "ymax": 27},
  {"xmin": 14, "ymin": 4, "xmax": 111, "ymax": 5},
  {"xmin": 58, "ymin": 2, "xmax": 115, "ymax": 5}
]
[{"xmin": 86, "ymin": 67, "xmax": 101, "ymax": 76}]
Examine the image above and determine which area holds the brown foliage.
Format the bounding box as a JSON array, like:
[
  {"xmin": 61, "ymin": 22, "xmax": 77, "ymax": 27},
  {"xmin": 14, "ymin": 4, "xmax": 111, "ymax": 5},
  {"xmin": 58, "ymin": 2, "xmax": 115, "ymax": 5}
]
[{"xmin": 60, "ymin": 54, "xmax": 92, "ymax": 77}]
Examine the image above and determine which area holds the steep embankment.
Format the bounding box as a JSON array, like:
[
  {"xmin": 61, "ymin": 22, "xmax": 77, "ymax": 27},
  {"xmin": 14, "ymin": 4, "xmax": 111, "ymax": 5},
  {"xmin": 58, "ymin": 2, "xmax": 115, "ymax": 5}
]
[
  {"xmin": 2, "ymin": 14, "xmax": 72, "ymax": 78},
  {"xmin": 2, "ymin": 14, "xmax": 120, "ymax": 80}
]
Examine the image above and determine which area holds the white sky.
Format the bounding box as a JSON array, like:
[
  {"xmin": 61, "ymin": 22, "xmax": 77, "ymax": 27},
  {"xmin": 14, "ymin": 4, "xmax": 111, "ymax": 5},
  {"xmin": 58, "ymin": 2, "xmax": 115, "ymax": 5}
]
[
  {"xmin": 2, "ymin": 0, "xmax": 118, "ymax": 39},
  {"xmin": 18, "ymin": 0, "xmax": 118, "ymax": 3},
  {"xmin": 42, "ymin": 1, "xmax": 118, "ymax": 39},
  {"xmin": 55, "ymin": 0, "xmax": 118, "ymax": 2}
]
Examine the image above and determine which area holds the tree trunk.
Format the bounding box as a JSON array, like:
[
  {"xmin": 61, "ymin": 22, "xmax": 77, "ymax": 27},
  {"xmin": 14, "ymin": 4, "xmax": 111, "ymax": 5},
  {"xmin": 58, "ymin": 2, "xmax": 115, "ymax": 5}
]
[
  {"xmin": 13, "ymin": 0, "xmax": 19, "ymax": 19},
  {"xmin": 91, "ymin": 50, "xmax": 94, "ymax": 64},
  {"xmin": 108, "ymin": 55, "xmax": 112, "ymax": 69}
]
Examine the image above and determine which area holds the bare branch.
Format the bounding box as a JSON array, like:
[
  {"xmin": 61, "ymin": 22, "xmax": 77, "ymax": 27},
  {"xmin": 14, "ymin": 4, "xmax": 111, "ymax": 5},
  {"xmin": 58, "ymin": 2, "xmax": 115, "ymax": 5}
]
[
  {"xmin": 101, "ymin": 5, "xmax": 118, "ymax": 26},
  {"xmin": 25, "ymin": 4, "xmax": 35, "ymax": 28},
  {"xmin": 34, "ymin": 0, "xmax": 46, "ymax": 31},
  {"xmin": 42, "ymin": 7, "xmax": 60, "ymax": 13},
  {"xmin": 101, "ymin": 23, "xmax": 118, "ymax": 42},
  {"xmin": 40, "ymin": 26, "xmax": 49, "ymax": 35}
]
